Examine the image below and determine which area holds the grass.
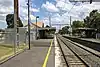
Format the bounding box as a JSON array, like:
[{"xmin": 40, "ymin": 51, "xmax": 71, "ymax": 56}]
[
  {"xmin": 0, "ymin": 45, "xmax": 13, "ymax": 58},
  {"xmin": 0, "ymin": 43, "xmax": 28, "ymax": 61}
]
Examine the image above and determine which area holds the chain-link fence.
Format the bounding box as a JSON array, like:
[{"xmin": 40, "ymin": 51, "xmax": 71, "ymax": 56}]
[{"xmin": 0, "ymin": 27, "xmax": 30, "ymax": 62}]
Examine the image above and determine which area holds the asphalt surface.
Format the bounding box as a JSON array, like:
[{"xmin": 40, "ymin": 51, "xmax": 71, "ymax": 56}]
[{"xmin": 0, "ymin": 39, "xmax": 55, "ymax": 67}]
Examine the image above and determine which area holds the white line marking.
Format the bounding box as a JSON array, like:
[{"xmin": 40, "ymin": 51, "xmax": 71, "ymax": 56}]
[{"xmin": 54, "ymin": 36, "xmax": 63, "ymax": 67}]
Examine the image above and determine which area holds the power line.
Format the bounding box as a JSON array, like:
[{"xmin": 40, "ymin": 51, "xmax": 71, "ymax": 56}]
[
  {"xmin": 67, "ymin": 2, "xmax": 77, "ymax": 14},
  {"xmin": 59, "ymin": 2, "xmax": 78, "ymax": 19}
]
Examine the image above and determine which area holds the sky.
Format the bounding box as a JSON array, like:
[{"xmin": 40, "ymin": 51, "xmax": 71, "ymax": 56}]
[{"xmin": 0, "ymin": 0, "xmax": 100, "ymax": 29}]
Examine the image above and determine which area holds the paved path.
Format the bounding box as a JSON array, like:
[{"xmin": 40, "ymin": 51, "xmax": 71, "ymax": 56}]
[{"xmin": 0, "ymin": 39, "xmax": 55, "ymax": 67}]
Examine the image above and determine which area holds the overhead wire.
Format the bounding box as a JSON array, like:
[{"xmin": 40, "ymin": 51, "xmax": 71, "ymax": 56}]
[
  {"xmin": 67, "ymin": 2, "xmax": 77, "ymax": 15},
  {"xmin": 68, "ymin": 2, "xmax": 85, "ymax": 20}
]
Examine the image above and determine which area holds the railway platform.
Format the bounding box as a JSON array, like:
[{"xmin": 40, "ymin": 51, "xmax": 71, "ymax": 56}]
[
  {"xmin": 63, "ymin": 34, "xmax": 100, "ymax": 44},
  {"xmin": 0, "ymin": 39, "xmax": 55, "ymax": 67},
  {"xmin": 79, "ymin": 38, "xmax": 100, "ymax": 43}
]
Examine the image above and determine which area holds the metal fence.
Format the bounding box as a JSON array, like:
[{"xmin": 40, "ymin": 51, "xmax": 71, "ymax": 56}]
[
  {"xmin": 4, "ymin": 28, "xmax": 27, "ymax": 45},
  {"xmin": 0, "ymin": 27, "xmax": 38, "ymax": 62},
  {"xmin": 0, "ymin": 27, "xmax": 29, "ymax": 62}
]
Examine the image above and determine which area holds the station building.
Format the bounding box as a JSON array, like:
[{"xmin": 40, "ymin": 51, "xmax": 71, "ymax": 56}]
[
  {"xmin": 25, "ymin": 22, "xmax": 56, "ymax": 40},
  {"xmin": 73, "ymin": 28, "xmax": 97, "ymax": 38}
]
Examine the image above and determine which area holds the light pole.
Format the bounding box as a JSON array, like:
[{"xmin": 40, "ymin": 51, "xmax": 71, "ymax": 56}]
[
  {"xmin": 27, "ymin": 0, "xmax": 30, "ymax": 50},
  {"xmin": 36, "ymin": 16, "xmax": 39, "ymax": 40}
]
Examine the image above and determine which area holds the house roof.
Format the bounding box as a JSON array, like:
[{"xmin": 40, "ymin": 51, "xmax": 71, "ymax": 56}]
[
  {"xmin": 33, "ymin": 22, "xmax": 44, "ymax": 28},
  {"xmin": 24, "ymin": 22, "xmax": 44, "ymax": 28}
]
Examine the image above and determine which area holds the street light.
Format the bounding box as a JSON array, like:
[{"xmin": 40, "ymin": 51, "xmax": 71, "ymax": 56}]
[{"xmin": 36, "ymin": 16, "xmax": 39, "ymax": 40}]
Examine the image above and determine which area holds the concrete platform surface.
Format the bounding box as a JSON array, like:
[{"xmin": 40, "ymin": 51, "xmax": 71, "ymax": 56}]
[
  {"xmin": 64, "ymin": 35, "xmax": 100, "ymax": 43},
  {"xmin": 80, "ymin": 38, "xmax": 100, "ymax": 43},
  {"xmin": 0, "ymin": 39, "xmax": 55, "ymax": 67}
]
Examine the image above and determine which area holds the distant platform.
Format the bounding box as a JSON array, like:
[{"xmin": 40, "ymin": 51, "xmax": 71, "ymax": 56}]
[{"xmin": 38, "ymin": 27, "xmax": 56, "ymax": 31}]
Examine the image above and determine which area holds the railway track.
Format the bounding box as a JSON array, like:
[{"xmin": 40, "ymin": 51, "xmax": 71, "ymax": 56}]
[{"xmin": 57, "ymin": 35, "xmax": 100, "ymax": 67}]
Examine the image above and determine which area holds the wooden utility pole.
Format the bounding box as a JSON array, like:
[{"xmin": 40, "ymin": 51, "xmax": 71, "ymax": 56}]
[
  {"xmin": 27, "ymin": 0, "xmax": 31, "ymax": 49},
  {"xmin": 14, "ymin": 0, "xmax": 19, "ymax": 27},
  {"xmin": 14, "ymin": 0, "xmax": 19, "ymax": 53}
]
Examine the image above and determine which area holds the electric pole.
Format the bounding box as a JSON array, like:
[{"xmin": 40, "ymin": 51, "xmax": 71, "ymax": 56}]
[
  {"xmin": 48, "ymin": 13, "xmax": 52, "ymax": 27},
  {"xmin": 14, "ymin": 0, "xmax": 19, "ymax": 53},
  {"xmin": 27, "ymin": 0, "xmax": 31, "ymax": 50},
  {"xmin": 49, "ymin": 15, "xmax": 51, "ymax": 27},
  {"xmin": 70, "ymin": 16, "xmax": 72, "ymax": 36}
]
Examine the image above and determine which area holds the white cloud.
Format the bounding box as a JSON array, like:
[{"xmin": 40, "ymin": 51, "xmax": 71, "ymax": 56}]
[
  {"xmin": 30, "ymin": 15, "xmax": 35, "ymax": 20},
  {"xmin": 19, "ymin": 0, "xmax": 39, "ymax": 25},
  {"xmin": 1, "ymin": 0, "xmax": 100, "ymax": 29},
  {"xmin": 0, "ymin": 0, "xmax": 12, "ymax": 7},
  {"xmin": 41, "ymin": 1, "xmax": 100, "ymax": 29},
  {"xmin": 42, "ymin": 17, "xmax": 49, "ymax": 26},
  {"xmin": 0, "ymin": 0, "xmax": 13, "ymax": 23},
  {"xmin": 0, "ymin": 0, "xmax": 37, "ymax": 28},
  {"xmin": 31, "ymin": 8, "xmax": 40, "ymax": 12},
  {"xmin": 42, "ymin": 1, "xmax": 59, "ymax": 12},
  {"xmin": 0, "ymin": 20, "xmax": 5, "ymax": 23}
]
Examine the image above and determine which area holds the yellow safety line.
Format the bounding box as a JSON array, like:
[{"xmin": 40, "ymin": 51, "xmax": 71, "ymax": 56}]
[{"xmin": 42, "ymin": 40, "xmax": 53, "ymax": 67}]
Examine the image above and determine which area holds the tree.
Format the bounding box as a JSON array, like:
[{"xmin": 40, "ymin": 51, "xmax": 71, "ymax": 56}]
[
  {"xmin": 72, "ymin": 20, "xmax": 85, "ymax": 28},
  {"xmin": 45, "ymin": 25, "xmax": 50, "ymax": 28},
  {"xmin": 6, "ymin": 14, "xmax": 23, "ymax": 28},
  {"xmin": 62, "ymin": 26, "xmax": 70, "ymax": 34},
  {"xmin": 58, "ymin": 29, "xmax": 63, "ymax": 34},
  {"xmin": 84, "ymin": 16, "xmax": 90, "ymax": 27},
  {"xmin": 58, "ymin": 26, "xmax": 70, "ymax": 34},
  {"xmin": 84, "ymin": 10, "xmax": 100, "ymax": 32},
  {"xmin": 71, "ymin": 20, "xmax": 85, "ymax": 35}
]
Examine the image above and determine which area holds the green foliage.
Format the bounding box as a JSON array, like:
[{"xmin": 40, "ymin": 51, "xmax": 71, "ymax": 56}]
[
  {"xmin": 58, "ymin": 26, "xmax": 70, "ymax": 34},
  {"xmin": 62, "ymin": 26, "xmax": 70, "ymax": 34},
  {"xmin": 6, "ymin": 14, "xmax": 23, "ymax": 28},
  {"xmin": 84, "ymin": 10, "xmax": 100, "ymax": 32},
  {"xmin": 72, "ymin": 20, "xmax": 85, "ymax": 28},
  {"xmin": 58, "ymin": 29, "xmax": 63, "ymax": 34},
  {"xmin": 45, "ymin": 25, "xmax": 50, "ymax": 28}
]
